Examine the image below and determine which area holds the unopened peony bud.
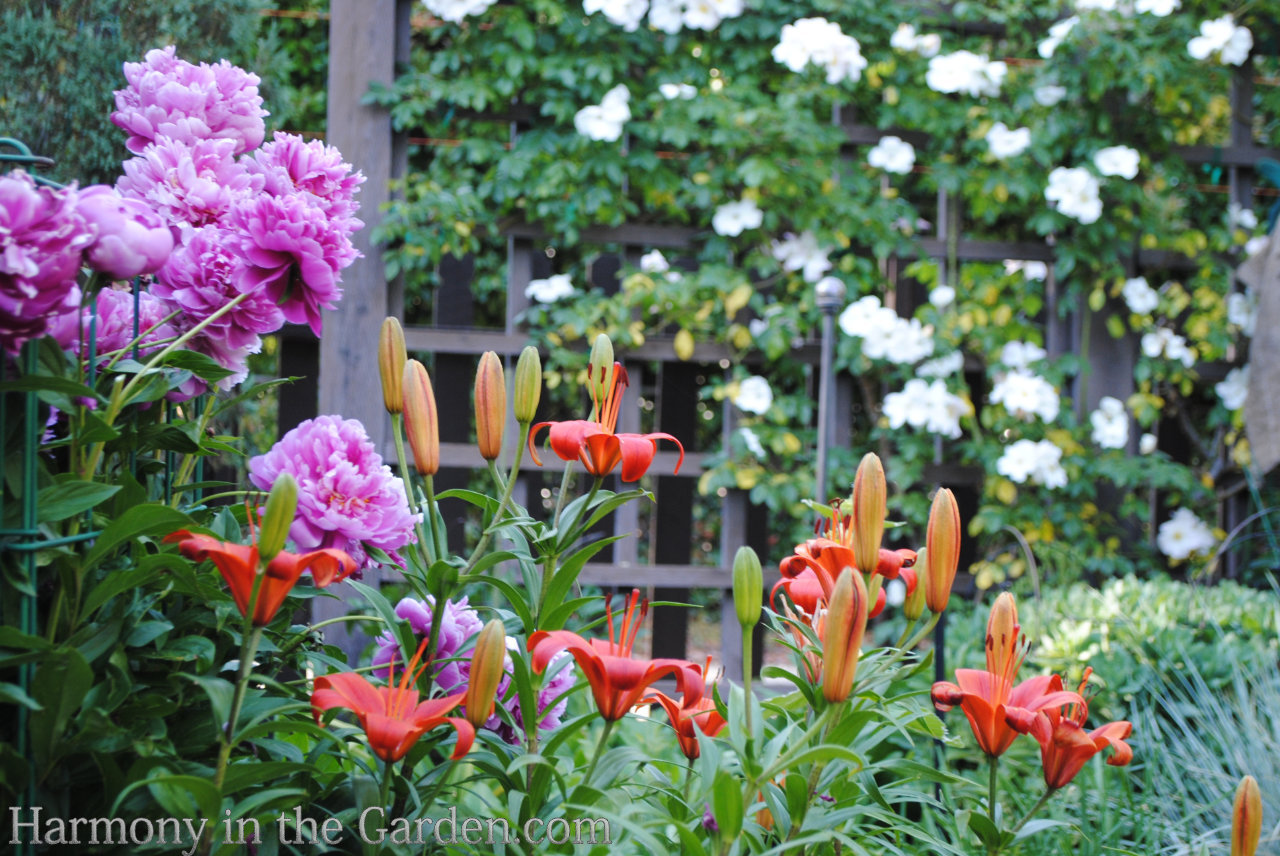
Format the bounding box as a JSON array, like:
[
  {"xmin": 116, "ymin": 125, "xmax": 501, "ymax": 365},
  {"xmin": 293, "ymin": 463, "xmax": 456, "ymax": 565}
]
[
  {"xmin": 821, "ymin": 567, "xmax": 868, "ymax": 703},
  {"xmin": 986, "ymin": 592, "xmax": 1020, "ymax": 680},
  {"xmin": 588, "ymin": 333, "xmax": 615, "ymax": 404},
  {"xmin": 1232, "ymin": 775, "xmax": 1262, "ymax": 856},
  {"xmin": 258, "ymin": 473, "xmax": 298, "ymax": 562},
  {"xmin": 851, "ymin": 453, "xmax": 886, "ymax": 576},
  {"xmin": 732, "ymin": 546, "xmax": 763, "ymax": 630},
  {"xmin": 925, "ymin": 487, "xmax": 961, "ymax": 613},
  {"xmin": 465, "ymin": 619, "xmax": 507, "ymax": 729},
  {"xmin": 474, "ymin": 351, "xmax": 506, "ymax": 461},
  {"xmin": 379, "ymin": 317, "xmax": 407, "ymax": 414},
  {"xmin": 513, "ymin": 345, "xmax": 542, "ymax": 424},
  {"xmin": 403, "ymin": 359, "xmax": 439, "ymax": 475}
]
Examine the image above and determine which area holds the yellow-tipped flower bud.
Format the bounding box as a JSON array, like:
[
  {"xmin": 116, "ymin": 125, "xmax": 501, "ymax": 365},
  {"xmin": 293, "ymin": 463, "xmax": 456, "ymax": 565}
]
[
  {"xmin": 474, "ymin": 351, "xmax": 506, "ymax": 461},
  {"xmin": 986, "ymin": 592, "xmax": 1020, "ymax": 680},
  {"xmin": 588, "ymin": 333, "xmax": 615, "ymax": 404},
  {"xmin": 732, "ymin": 546, "xmax": 763, "ymax": 630},
  {"xmin": 465, "ymin": 619, "xmax": 507, "ymax": 729},
  {"xmin": 379, "ymin": 317, "xmax": 407, "ymax": 414},
  {"xmin": 403, "ymin": 359, "xmax": 439, "ymax": 476},
  {"xmin": 258, "ymin": 473, "xmax": 298, "ymax": 562},
  {"xmin": 903, "ymin": 548, "xmax": 927, "ymax": 621},
  {"xmin": 925, "ymin": 487, "xmax": 961, "ymax": 613},
  {"xmin": 513, "ymin": 345, "xmax": 542, "ymax": 424},
  {"xmin": 851, "ymin": 453, "xmax": 886, "ymax": 575},
  {"xmin": 1232, "ymin": 775, "xmax": 1262, "ymax": 856},
  {"xmin": 821, "ymin": 567, "xmax": 868, "ymax": 704}
]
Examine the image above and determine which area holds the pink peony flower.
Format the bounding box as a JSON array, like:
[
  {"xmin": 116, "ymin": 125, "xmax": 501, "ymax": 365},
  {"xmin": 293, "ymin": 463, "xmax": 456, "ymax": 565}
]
[
  {"xmin": 248, "ymin": 415, "xmax": 418, "ymax": 571},
  {"xmin": 76, "ymin": 186, "xmax": 175, "ymax": 280},
  {"xmin": 230, "ymin": 193, "xmax": 359, "ymax": 336},
  {"xmin": 116, "ymin": 137, "xmax": 261, "ymax": 236},
  {"xmin": 111, "ymin": 46, "xmax": 268, "ymax": 156},
  {"xmin": 0, "ymin": 171, "xmax": 92, "ymax": 355},
  {"xmin": 48, "ymin": 286, "xmax": 177, "ymax": 361},
  {"xmin": 151, "ymin": 225, "xmax": 284, "ymax": 387},
  {"xmin": 247, "ymin": 132, "xmax": 366, "ymax": 221}
]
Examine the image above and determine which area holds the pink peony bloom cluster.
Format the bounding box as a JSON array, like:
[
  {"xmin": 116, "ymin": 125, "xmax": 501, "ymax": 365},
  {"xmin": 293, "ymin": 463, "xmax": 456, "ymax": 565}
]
[
  {"xmin": 110, "ymin": 46, "xmax": 268, "ymax": 156},
  {"xmin": 48, "ymin": 286, "xmax": 177, "ymax": 361},
  {"xmin": 75, "ymin": 186, "xmax": 175, "ymax": 280},
  {"xmin": 116, "ymin": 137, "xmax": 262, "ymax": 237},
  {"xmin": 0, "ymin": 172, "xmax": 92, "ymax": 355},
  {"xmin": 372, "ymin": 596, "xmax": 577, "ymax": 744},
  {"xmin": 247, "ymin": 415, "xmax": 418, "ymax": 572}
]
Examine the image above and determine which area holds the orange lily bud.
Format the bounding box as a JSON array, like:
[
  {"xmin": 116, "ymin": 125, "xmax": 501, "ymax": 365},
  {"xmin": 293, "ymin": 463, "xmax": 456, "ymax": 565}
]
[
  {"xmin": 925, "ymin": 487, "xmax": 961, "ymax": 613},
  {"xmin": 821, "ymin": 567, "xmax": 868, "ymax": 703},
  {"xmin": 732, "ymin": 546, "xmax": 763, "ymax": 630},
  {"xmin": 474, "ymin": 351, "xmax": 506, "ymax": 461},
  {"xmin": 465, "ymin": 619, "xmax": 508, "ymax": 729},
  {"xmin": 588, "ymin": 333, "xmax": 615, "ymax": 406},
  {"xmin": 379, "ymin": 317, "xmax": 407, "ymax": 414},
  {"xmin": 258, "ymin": 473, "xmax": 298, "ymax": 563},
  {"xmin": 1232, "ymin": 775, "xmax": 1262, "ymax": 856},
  {"xmin": 403, "ymin": 359, "xmax": 439, "ymax": 475},
  {"xmin": 903, "ymin": 549, "xmax": 927, "ymax": 621},
  {"xmin": 513, "ymin": 345, "xmax": 542, "ymax": 424},
  {"xmin": 986, "ymin": 592, "xmax": 1021, "ymax": 682},
  {"xmin": 851, "ymin": 452, "xmax": 886, "ymax": 575}
]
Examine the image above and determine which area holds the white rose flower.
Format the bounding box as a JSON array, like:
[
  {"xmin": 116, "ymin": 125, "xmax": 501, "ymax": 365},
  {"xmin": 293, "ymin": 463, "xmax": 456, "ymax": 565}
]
[
  {"xmin": 859, "ymin": 309, "xmax": 902, "ymax": 360},
  {"xmin": 1093, "ymin": 145, "xmax": 1140, "ymax": 179},
  {"xmin": 1139, "ymin": 433, "xmax": 1158, "ymax": 454},
  {"xmin": 1004, "ymin": 260, "xmax": 1050, "ymax": 281},
  {"xmin": 712, "ymin": 198, "xmax": 763, "ymax": 237},
  {"xmin": 1122, "ymin": 276, "xmax": 1159, "ymax": 314},
  {"xmin": 771, "ymin": 231, "xmax": 833, "ymax": 283},
  {"xmin": 683, "ymin": 0, "xmax": 721, "ymax": 30},
  {"xmin": 1038, "ymin": 16, "xmax": 1079, "ymax": 59},
  {"xmin": 739, "ymin": 427, "xmax": 766, "ymax": 458},
  {"xmin": 1134, "ymin": 0, "xmax": 1178, "ymax": 15},
  {"xmin": 883, "ymin": 379, "xmax": 966, "ymax": 438},
  {"xmin": 838, "ymin": 295, "xmax": 884, "ymax": 338},
  {"xmin": 423, "ymin": 0, "xmax": 498, "ymax": 23},
  {"xmin": 525, "ymin": 274, "xmax": 575, "ymax": 303},
  {"xmin": 1245, "ymin": 236, "xmax": 1269, "ymax": 258},
  {"xmin": 867, "ymin": 136, "xmax": 916, "ymax": 174},
  {"xmin": 574, "ymin": 85, "xmax": 631, "ymax": 141},
  {"xmin": 1141, "ymin": 328, "xmax": 1195, "ymax": 367},
  {"xmin": 886, "ymin": 317, "xmax": 936, "ymax": 365},
  {"xmin": 1228, "ymin": 202, "xmax": 1259, "ymax": 231},
  {"xmin": 659, "ymin": 82, "xmax": 697, "ymax": 100},
  {"xmin": 648, "ymin": 0, "xmax": 685, "ymax": 33},
  {"xmin": 1157, "ymin": 508, "xmax": 1215, "ymax": 560},
  {"xmin": 929, "ymin": 285, "xmax": 956, "ymax": 308},
  {"xmin": 1045, "ymin": 166, "xmax": 1102, "ymax": 224},
  {"xmin": 1090, "ymin": 396, "xmax": 1130, "ymax": 449},
  {"xmin": 583, "ymin": 0, "xmax": 647, "ymax": 30},
  {"xmin": 1034, "ymin": 84, "xmax": 1068, "ymax": 106},
  {"xmin": 1188, "ymin": 16, "xmax": 1253, "ymax": 66},
  {"xmin": 986, "ymin": 123, "xmax": 1032, "ymax": 159},
  {"xmin": 999, "ymin": 341, "xmax": 1047, "ymax": 369},
  {"xmin": 640, "ymin": 249, "xmax": 669, "ymax": 274},
  {"xmin": 927, "ymin": 50, "xmax": 1005, "ymax": 97},
  {"xmin": 1077, "ymin": 0, "xmax": 1116, "ymax": 9},
  {"xmin": 997, "ymin": 439, "xmax": 1067, "ymax": 488},
  {"xmin": 990, "ymin": 370, "xmax": 1060, "ymax": 422},
  {"xmin": 917, "ymin": 350, "xmax": 964, "ymax": 378},
  {"xmin": 890, "ymin": 23, "xmax": 941, "ymax": 56},
  {"xmin": 1227, "ymin": 290, "xmax": 1257, "ymax": 336},
  {"xmin": 733, "ymin": 375, "xmax": 774, "ymax": 415},
  {"xmin": 1216, "ymin": 365, "xmax": 1249, "ymax": 411},
  {"xmin": 773, "ymin": 18, "xmax": 867, "ymax": 85}
]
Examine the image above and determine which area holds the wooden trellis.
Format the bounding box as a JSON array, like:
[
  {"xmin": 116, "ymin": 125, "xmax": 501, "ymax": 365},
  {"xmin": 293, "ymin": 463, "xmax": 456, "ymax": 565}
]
[{"xmin": 305, "ymin": 1, "xmax": 1280, "ymax": 669}]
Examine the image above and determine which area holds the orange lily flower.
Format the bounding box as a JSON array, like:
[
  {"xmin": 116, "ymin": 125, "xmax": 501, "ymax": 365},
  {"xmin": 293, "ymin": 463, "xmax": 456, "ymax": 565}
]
[
  {"xmin": 931, "ymin": 593, "xmax": 1082, "ymax": 757},
  {"xmin": 779, "ymin": 537, "xmax": 917, "ymax": 601},
  {"xmin": 529, "ymin": 589, "xmax": 705, "ymax": 721},
  {"xmin": 165, "ymin": 530, "xmax": 357, "ymax": 626},
  {"xmin": 1005, "ymin": 667, "xmax": 1133, "ymax": 790},
  {"xmin": 646, "ymin": 662, "xmax": 726, "ymax": 760},
  {"xmin": 528, "ymin": 362, "xmax": 684, "ymax": 482},
  {"xmin": 311, "ymin": 639, "xmax": 475, "ymax": 763}
]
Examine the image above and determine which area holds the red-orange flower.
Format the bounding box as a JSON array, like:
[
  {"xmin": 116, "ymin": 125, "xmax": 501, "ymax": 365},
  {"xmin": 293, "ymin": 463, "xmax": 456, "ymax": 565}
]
[
  {"xmin": 1005, "ymin": 667, "xmax": 1133, "ymax": 790},
  {"xmin": 165, "ymin": 530, "xmax": 356, "ymax": 626},
  {"xmin": 529, "ymin": 589, "xmax": 704, "ymax": 721},
  {"xmin": 931, "ymin": 593, "xmax": 1082, "ymax": 757},
  {"xmin": 528, "ymin": 362, "xmax": 684, "ymax": 482},
  {"xmin": 311, "ymin": 639, "xmax": 475, "ymax": 763},
  {"xmin": 646, "ymin": 663, "xmax": 726, "ymax": 760},
  {"xmin": 779, "ymin": 537, "xmax": 917, "ymax": 601}
]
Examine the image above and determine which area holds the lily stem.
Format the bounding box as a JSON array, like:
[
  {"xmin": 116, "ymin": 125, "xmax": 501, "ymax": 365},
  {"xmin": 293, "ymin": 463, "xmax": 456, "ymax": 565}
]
[
  {"xmin": 582, "ymin": 719, "xmax": 616, "ymax": 787},
  {"xmin": 460, "ymin": 422, "xmax": 528, "ymax": 576},
  {"xmin": 551, "ymin": 462, "xmax": 575, "ymax": 529},
  {"xmin": 1009, "ymin": 788, "xmax": 1055, "ymax": 837},
  {"xmin": 988, "ymin": 754, "xmax": 1000, "ymax": 824}
]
